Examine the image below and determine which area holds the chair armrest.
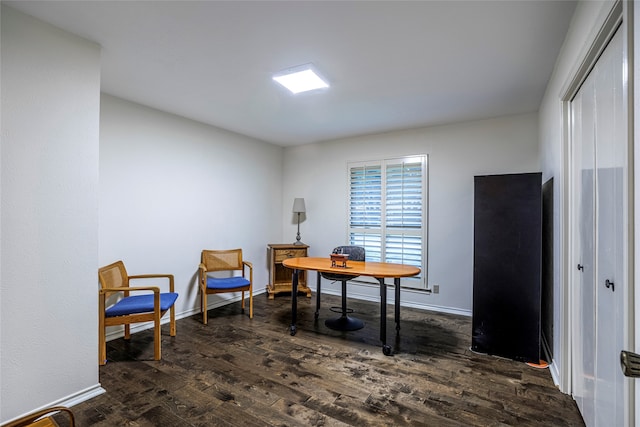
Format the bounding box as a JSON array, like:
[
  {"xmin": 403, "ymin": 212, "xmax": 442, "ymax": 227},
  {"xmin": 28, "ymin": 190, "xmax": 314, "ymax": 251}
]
[
  {"xmin": 128, "ymin": 274, "xmax": 173, "ymax": 279},
  {"xmin": 100, "ymin": 286, "xmax": 160, "ymax": 295},
  {"xmin": 128, "ymin": 274, "xmax": 174, "ymax": 292},
  {"xmin": 243, "ymin": 261, "xmax": 253, "ymax": 285},
  {"xmin": 243, "ymin": 261, "xmax": 253, "ymax": 276},
  {"xmin": 198, "ymin": 264, "xmax": 207, "ymax": 287}
]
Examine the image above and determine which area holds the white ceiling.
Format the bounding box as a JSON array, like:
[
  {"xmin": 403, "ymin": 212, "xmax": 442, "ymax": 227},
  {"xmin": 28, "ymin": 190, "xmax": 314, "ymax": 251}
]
[{"xmin": 6, "ymin": 0, "xmax": 577, "ymax": 147}]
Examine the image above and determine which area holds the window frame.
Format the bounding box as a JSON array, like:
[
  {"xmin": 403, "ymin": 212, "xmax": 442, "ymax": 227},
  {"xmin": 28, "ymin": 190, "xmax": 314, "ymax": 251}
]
[{"xmin": 347, "ymin": 155, "xmax": 428, "ymax": 289}]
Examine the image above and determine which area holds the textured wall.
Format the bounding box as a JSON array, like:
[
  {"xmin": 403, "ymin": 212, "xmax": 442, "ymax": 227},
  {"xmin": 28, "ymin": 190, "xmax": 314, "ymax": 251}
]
[{"xmin": 1, "ymin": 5, "xmax": 101, "ymax": 422}]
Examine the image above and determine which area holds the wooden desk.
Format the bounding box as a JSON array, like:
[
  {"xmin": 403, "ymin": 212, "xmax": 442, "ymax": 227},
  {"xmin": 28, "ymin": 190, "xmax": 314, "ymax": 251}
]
[{"xmin": 282, "ymin": 257, "xmax": 420, "ymax": 355}]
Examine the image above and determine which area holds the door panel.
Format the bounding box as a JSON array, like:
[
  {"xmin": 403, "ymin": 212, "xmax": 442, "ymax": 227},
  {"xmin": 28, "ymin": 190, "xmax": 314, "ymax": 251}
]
[
  {"xmin": 593, "ymin": 28, "xmax": 625, "ymax": 426},
  {"xmin": 571, "ymin": 26, "xmax": 626, "ymax": 427}
]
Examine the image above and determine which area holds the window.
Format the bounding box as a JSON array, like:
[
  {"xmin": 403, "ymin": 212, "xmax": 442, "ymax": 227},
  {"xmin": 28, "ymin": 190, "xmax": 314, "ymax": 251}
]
[{"xmin": 348, "ymin": 156, "xmax": 427, "ymax": 288}]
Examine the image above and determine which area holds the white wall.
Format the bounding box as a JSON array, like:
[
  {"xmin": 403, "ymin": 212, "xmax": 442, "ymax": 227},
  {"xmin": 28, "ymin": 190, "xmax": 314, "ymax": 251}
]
[
  {"xmin": 538, "ymin": 0, "xmax": 619, "ymax": 391},
  {"xmin": 282, "ymin": 112, "xmax": 540, "ymax": 314},
  {"xmin": 99, "ymin": 95, "xmax": 283, "ymax": 324},
  {"xmin": 0, "ymin": 6, "xmax": 102, "ymax": 422}
]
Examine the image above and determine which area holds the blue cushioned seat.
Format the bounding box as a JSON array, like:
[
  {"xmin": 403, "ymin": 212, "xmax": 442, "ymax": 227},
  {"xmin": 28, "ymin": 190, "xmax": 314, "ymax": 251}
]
[
  {"xmin": 207, "ymin": 276, "xmax": 250, "ymax": 290},
  {"xmin": 105, "ymin": 292, "xmax": 179, "ymax": 317}
]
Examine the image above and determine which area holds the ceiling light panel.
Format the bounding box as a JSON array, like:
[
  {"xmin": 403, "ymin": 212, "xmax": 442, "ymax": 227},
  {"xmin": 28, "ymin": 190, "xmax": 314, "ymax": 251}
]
[{"xmin": 273, "ymin": 63, "xmax": 329, "ymax": 94}]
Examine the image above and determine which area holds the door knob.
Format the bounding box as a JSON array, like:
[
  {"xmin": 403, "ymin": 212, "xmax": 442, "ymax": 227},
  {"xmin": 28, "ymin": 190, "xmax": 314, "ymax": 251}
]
[{"xmin": 605, "ymin": 279, "xmax": 615, "ymax": 292}]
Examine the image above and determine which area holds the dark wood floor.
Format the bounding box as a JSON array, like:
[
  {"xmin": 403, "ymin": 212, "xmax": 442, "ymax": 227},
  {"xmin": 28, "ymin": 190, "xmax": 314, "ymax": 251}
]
[{"xmin": 71, "ymin": 292, "xmax": 585, "ymax": 426}]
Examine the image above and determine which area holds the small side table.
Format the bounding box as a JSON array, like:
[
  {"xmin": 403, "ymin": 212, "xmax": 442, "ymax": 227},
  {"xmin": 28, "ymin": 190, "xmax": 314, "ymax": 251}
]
[{"xmin": 267, "ymin": 243, "xmax": 311, "ymax": 299}]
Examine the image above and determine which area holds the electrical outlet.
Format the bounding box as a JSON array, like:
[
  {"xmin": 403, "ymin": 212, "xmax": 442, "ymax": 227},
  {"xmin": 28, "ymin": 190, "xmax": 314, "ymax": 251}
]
[{"xmin": 433, "ymin": 284, "xmax": 440, "ymax": 294}]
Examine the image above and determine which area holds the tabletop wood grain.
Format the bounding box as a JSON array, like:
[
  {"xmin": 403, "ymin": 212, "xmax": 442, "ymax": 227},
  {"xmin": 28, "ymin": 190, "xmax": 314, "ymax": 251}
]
[{"xmin": 282, "ymin": 257, "xmax": 420, "ymax": 278}]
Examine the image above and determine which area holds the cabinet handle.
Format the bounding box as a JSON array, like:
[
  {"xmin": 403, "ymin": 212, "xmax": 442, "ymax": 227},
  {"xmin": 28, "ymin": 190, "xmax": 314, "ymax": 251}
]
[
  {"xmin": 620, "ymin": 350, "xmax": 640, "ymax": 377},
  {"xmin": 605, "ymin": 279, "xmax": 615, "ymax": 292},
  {"xmin": 577, "ymin": 264, "xmax": 584, "ymax": 271}
]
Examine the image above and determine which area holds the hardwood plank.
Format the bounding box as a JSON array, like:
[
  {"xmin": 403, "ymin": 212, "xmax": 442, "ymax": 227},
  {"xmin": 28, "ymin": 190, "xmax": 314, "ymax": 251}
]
[{"xmin": 70, "ymin": 293, "xmax": 585, "ymax": 426}]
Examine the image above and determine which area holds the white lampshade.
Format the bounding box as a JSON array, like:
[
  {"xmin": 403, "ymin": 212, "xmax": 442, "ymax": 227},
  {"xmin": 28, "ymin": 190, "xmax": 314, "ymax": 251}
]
[{"xmin": 292, "ymin": 198, "xmax": 306, "ymax": 213}]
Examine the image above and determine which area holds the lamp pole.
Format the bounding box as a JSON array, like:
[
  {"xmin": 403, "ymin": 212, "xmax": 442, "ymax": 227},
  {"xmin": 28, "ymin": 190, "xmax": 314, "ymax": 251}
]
[
  {"xmin": 292, "ymin": 198, "xmax": 306, "ymax": 245},
  {"xmin": 295, "ymin": 212, "xmax": 302, "ymax": 245}
]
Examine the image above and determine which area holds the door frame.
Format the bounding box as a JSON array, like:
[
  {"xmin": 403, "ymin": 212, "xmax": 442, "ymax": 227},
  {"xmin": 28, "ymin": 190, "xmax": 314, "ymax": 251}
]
[{"xmin": 560, "ymin": 0, "xmax": 635, "ymax": 425}]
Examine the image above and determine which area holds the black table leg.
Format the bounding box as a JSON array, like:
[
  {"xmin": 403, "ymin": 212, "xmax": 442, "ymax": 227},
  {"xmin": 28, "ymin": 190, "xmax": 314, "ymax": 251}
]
[
  {"xmin": 290, "ymin": 269, "xmax": 299, "ymax": 336},
  {"xmin": 379, "ymin": 277, "xmax": 392, "ymax": 355},
  {"xmin": 315, "ymin": 271, "xmax": 321, "ymax": 320},
  {"xmin": 395, "ymin": 278, "xmax": 401, "ymax": 332}
]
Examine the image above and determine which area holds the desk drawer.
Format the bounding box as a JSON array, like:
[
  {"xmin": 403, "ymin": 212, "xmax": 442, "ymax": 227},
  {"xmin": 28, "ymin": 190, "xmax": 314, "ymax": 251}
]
[{"xmin": 274, "ymin": 248, "xmax": 306, "ymax": 262}]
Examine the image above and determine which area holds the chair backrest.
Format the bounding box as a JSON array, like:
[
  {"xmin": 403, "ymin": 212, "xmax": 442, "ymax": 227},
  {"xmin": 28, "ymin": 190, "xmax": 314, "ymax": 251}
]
[
  {"xmin": 332, "ymin": 246, "xmax": 365, "ymax": 261},
  {"xmin": 98, "ymin": 260, "xmax": 129, "ymax": 297},
  {"xmin": 201, "ymin": 249, "xmax": 243, "ymax": 272},
  {"xmin": 322, "ymin": 245, "xmax": 366, "ymax": 281}
]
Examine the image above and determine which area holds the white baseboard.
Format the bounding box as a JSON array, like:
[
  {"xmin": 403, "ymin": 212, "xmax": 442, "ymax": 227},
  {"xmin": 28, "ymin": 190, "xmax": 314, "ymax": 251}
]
[
  {"xmin": 57, "ymin": 384, "xmax": 106, "ymax": 407},
  {"xmin": 541, "ymin": 333, "xmax": 561, "ymax": 387},
  {"xmin": 311, "ymin": 282, "xmax": 473, "ymax": 317}
]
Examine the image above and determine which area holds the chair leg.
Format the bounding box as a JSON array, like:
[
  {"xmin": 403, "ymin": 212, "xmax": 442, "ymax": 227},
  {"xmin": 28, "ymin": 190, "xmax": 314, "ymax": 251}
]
[
  {"xmin": 99, "ymin": 296, "xmax": 107, "ymax": 365},
  {"xmin": 202, "ymin": 291, "xmax": 208, "ymax": 325},
  {"xmin": 241, "ymin": 291, "xmax": 245, "ymax": 314},
  {"xmin": 170, "ymin": 305, "xmax": 176, "ymax": 337},
  {"xmin": 249, "ymin": 289, "xmax": 253, "ymax": 319},
  {"xmin": 154, "ymin": 307, "xmax": 161, "ymax": 361},
  {"xmin": 99, "ymin": 318, "xmax": 106, "ymax": 366},
  {"xmin": 124, "ymin": 324, "xmax": 131, "ymax": 340}
]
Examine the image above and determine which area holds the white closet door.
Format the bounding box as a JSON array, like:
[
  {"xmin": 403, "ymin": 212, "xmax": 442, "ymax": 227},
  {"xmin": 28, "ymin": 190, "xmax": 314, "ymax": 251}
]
[
  {"xmin": 571, "ymin": 26, "xmax": 626, "ymax": 427},
  {"xmin": 593, "ymin": 27, "xmax": 625, "ymax": 426}
]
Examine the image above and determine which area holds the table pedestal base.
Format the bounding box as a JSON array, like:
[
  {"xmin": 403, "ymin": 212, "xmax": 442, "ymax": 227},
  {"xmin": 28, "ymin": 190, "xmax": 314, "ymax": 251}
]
[{"xmin": 325, "ymin": 315, "xmax": 364, "ymax": 331}]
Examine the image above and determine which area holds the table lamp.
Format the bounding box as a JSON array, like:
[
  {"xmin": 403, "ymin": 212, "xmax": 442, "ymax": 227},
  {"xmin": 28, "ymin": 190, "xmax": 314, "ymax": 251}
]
[{"xmin": 292, "ymin": 198, "xmax": 306, "ymax": 245}]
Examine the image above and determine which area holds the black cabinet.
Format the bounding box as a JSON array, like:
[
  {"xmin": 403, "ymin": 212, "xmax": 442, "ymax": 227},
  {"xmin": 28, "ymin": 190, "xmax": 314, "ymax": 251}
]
[{"xmin": 471, "ymin": 173, "xmax": 542, "ymax": 363}]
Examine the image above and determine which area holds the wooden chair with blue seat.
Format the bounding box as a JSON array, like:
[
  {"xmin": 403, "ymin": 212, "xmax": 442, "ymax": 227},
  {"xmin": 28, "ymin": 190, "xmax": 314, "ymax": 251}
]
[
  {"xmin": 319, "ymin": 245, "xmax": 366, "ymax": 331},
  {"xmin": 98, "ymin": 260, "xmax": 178, "ymax": 365},
  {"xmin": 199, "ymin": 248, "xmax": 253, "ymax": 324}
]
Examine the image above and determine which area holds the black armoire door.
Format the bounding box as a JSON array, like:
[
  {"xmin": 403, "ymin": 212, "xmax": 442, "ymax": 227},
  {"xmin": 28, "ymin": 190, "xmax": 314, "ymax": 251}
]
[{"xmin": 471, "ymin": 172, "xmax": 542, "ymax": 363}]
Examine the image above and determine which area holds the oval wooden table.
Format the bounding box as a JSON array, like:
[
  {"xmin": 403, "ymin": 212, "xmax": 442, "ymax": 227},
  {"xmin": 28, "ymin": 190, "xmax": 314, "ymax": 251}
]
[{"xmin": 282, "ymin": 257, "xmax": 420, "ymax": 355}]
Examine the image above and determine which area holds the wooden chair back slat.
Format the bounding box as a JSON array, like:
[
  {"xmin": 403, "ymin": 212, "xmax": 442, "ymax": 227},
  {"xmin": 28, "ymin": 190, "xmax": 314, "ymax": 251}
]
[
  {"xmin": 98, "ymin": 260, "xmax": 129, "ymax": 297},
  {"xmin": 201, "ymin": 249, "xmax": 243, "ymax": 271}
]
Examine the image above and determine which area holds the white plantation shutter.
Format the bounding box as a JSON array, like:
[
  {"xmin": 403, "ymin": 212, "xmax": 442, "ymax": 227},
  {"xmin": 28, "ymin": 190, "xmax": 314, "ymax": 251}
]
[
  {"xmin": 385, "ymin": 161, "xmax": 423, "ymax": 268},
  {"xmin": 348, "ymin": 156, "xmax": 427, "ymax": 288},
  {"xmin": 349, "ymin": 164, "xmax": 382, "ymax": 261}
]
